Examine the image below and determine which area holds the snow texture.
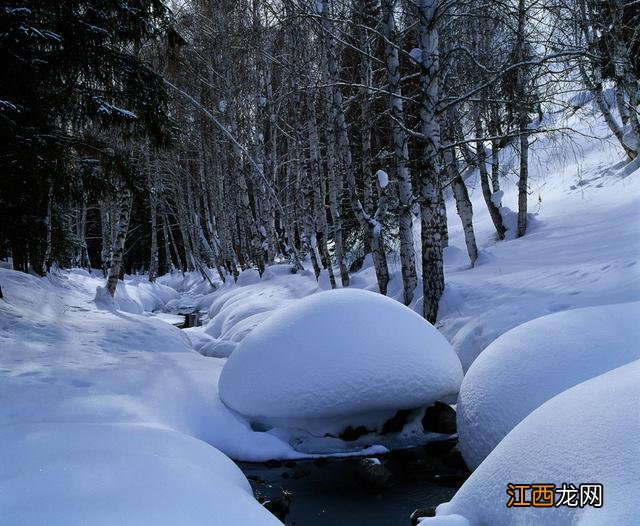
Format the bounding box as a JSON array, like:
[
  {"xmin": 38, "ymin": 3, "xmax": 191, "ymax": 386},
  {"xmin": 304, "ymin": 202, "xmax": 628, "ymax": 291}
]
[
  {"xmin": 0, "ymin": 423, "xmax": 282, "ymax": 526},
  {"xmin": 419, "ymin": 516, "xmax": 470, "ymax": 526},
  {"xmin": 436, "ymin": 108, "xmax": 640, "ymax": 372},
  {"xmin": 457, "ymin": 302, "xmax": 640, "ymax": 470},
  {"xmin": 424, "ymin": 359, "xmax": 640, "ymax": 525},
  {"xmin": 376, "ymin": 169, "xmax": 389, "ymax": 189},
  {"xmin": 219, "ymin": 288, "xmax": 463, "ymax": 433},
  {"xmin": 409, "ymin": 47, "xmax": 422, "ymax": 63},
  {"xmin": 1, "ymin": 98, "xmax": 639, "ymax": 523}
]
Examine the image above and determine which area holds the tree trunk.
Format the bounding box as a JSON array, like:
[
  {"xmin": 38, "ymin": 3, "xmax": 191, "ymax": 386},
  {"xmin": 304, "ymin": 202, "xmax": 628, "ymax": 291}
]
[
  {"xmin": 100, "ymin": 201, "xmax": 113, "ymax": 278},
  {"xmin": 515, "ymin": 0, "xmax": 529, "ymax": 237},
  {"xmin": 42, "ymin": 180, "xmax": 53, "ymax": 275},
  {"xmin": 321, "ymin": 0, "xmax": 389, "ymax": 294},
  {"xmin": 474, "ymin": 108, "xmax": 506, "ymax": 239},
  {"xmin": 517, "ymin": 129, "xmax": 529, "ymax": 238},
  {"xmin": 489, "ymin": 105, "xmax": 502, "ymax": 194},
  {"xmin": 444, "ymin": 111, "xmax": 478, "ymax": 266},
  {"xmin": 417, "ymin": 0, "xmax": 445, "ymax": 322},
  {"xmin": 148, "ymin": 180, "xmax": 159, "ymax": 282},
  {"xmin": 308, "ymin": 102, "xmax": 336, "ymax": 287},
  {"xmin": 577, "ymin": 0, "xmax": 636, "ymax": 159},
  {"xmin": 160, "ymin": 206, "xmax": 175, "ymax": 273},
  {"xmin": 382, "ymin": 0, "xmax": 417, "ymax": 305},
  {"xmin": 324, "ymin": 115, "xmax": 350, "ymax": 286},
  {"xmin": 106, "ymin": 186, "xmax": 133, "ymax": 297}
]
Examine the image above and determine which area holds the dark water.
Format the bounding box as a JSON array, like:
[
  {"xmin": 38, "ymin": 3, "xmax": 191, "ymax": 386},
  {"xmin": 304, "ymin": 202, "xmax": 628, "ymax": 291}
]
[{"xmin": 240, "ymin": 442, "xmax": 468, "ymax": 525}]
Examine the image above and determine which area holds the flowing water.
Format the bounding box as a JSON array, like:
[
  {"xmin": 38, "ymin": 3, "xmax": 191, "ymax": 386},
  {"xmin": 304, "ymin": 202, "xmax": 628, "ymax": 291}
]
[{"xmin": 240, "ymin": 441, "xmax": 468, "ymax": 525}]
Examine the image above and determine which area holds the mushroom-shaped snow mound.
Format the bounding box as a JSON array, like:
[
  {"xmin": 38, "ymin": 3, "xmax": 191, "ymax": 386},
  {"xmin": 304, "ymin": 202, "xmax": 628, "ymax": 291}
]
[
  {"xmin": 425, "ymin": 360, "xmax": 640, "ymax": 525},
  {"xmin": 219, "ymin": 288, "xmax": 463, "ymax": 434},
  {"xmin": 457, "ymin": 302, "xmax": 640, "ymax": 470}
]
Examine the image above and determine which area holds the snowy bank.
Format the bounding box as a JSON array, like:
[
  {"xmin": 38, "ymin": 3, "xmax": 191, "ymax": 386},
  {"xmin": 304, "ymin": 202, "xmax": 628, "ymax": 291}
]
[
  {"xmin": 0, "ymin": 423, "xmax": 283, "ymax": 526},
  {"xmin": 457, "ymin": 302, "xmax": 640, "ymax": 470},
  {"xmin": 0, "ymin": 268, "xmax": 293, "ymax": 524},
  {"xmin": 220, "ymin": 288, "xmax": 463, "ymax": 445},
  {"xmin": 423, "ymin": 359, "xmax": 640, "ymax": 525}
]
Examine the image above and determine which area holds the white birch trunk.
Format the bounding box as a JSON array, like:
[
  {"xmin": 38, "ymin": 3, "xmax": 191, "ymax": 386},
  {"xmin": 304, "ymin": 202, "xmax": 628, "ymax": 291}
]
[
  {"xmin": 417, "ymin": 0, "xmax": 445, "ymax": 322},
  {"xmin": 321, "ymin": 0, "xmax": 390, "ymax": 294},
  {"xmin": 381, "ymin": 0, "xmax": 417, "ymax": 305},
  {"xmin": 106, "ymin": 186, "xmax": 133, "ymax": 297}
]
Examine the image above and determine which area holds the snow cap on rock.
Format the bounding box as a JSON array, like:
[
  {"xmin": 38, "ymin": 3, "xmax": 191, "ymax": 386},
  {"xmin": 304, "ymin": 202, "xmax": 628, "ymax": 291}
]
[
  {"xmin": 457, "ymin": 302, "xmax": 640, "ymax": 470},
  {"xmin": 219, "ymin": 288, "xmax": 463, "ymax": 431}
]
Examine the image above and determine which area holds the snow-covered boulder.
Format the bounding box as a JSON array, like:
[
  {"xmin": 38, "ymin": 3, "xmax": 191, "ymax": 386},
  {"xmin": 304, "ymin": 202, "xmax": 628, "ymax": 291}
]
[
  {"xmin": 93, "ymin": 278, "xmax": 180, "ymax": 314},
  {"xmin": 199, "ymin": 338, "xmax": 238, "ymax": 358},
  {"xmin": 0, "ymin": 423, "xmax": 283, "ymax": 526},
  {"xmin": 457, "ymin": 302, "xmax": 640, "ymax": 470},
  {"xmin": 423, "ymin": 359, "xmax": 640, "ymax": 525},
  {"xmin": 236, "ymin": 268, "xmax": 262, "ymax": 286},
  {"xmin": 219, "ymin": 288, "xmax": 463, "ymax": 437}
]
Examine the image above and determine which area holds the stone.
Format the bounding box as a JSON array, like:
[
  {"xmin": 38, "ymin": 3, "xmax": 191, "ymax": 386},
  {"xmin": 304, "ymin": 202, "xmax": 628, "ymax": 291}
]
[{"xmin": 422, "ymin": 401, "xmax": 457, "ymax": 434}]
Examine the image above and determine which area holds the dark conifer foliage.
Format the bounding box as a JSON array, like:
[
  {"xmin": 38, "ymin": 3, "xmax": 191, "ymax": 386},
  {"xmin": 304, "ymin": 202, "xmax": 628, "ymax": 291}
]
[{"xmin": 0, "ymin": 1, "xmax": 172, "ymax": 272}]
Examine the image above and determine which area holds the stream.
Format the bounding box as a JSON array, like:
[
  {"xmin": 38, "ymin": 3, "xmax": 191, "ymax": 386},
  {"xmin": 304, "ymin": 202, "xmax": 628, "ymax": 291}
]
[
  {"xmin": 240, "ymin": 440, "xmax": 468, "ymax": 525},
  {"xmin": 167, "ymin": 311, "xmax": 468, "ymax": 524}
]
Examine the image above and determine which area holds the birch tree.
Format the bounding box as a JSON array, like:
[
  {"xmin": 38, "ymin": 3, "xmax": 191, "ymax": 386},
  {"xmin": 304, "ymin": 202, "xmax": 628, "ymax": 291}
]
[{"xmin": 381, "ymin": 0, "xmax": 418, "ymax": 304}]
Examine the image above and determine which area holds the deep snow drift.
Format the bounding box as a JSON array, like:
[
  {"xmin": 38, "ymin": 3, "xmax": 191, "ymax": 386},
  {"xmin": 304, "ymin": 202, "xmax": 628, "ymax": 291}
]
[
  {"xmin": 0, "ymin": 268, "xmax": 299, "ymax": 463},
  {"xmin": 164, "ymin": 264, "xmax": 319, "ymax": 358},
  {"xmin": 457, "ymin": 302, "xmax": 640, "ymax": 470},
  {"xmin": 437, "ymin": 111, "xmax": 640, "ymax": 372},
  {"xmin": 423, "ymin": 359, "xmax": 640, "ymax": 525},
  {"xmin": 0, "ymin": 269, "xmax": 290, "ymax": 525},
  {"xmin": 0, "ymin": 423, "xmax": 282, "ymax": 526},
  {"xmin": 220, "ymin": 288, "xmax": 463, "ymax": 440}
]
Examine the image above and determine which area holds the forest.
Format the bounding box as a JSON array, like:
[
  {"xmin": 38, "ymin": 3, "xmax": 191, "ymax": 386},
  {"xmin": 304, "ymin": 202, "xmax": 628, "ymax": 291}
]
[{"xmin": 1, "ymin": 0, "xmax": 638, "ymax": 320}]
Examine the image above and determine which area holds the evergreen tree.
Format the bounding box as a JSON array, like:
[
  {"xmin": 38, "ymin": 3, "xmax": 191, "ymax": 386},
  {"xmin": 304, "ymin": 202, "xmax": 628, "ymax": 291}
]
[{"xmin": 0, "ymin": 1, "xmax": 172, "ymax": 273}]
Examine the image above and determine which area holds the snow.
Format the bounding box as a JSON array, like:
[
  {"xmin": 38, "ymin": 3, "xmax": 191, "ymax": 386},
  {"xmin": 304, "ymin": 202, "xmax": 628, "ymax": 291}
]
[
  {"xmin": 376, "ymin": 169, "xmax": 389, "ymax": 189},
  {"xmin": 219, "ymin": 288, "xmax": 463, "ymax": 434},
  {"xmin": 1, "ymin": 95, "xmax": 639, "ymax": 524},
  {"xmin": 94, "ymin": 275, "xmax": 180, "ymax": 314},
  {"xmin": 456, "ymin": 302, "xmax": 640, "ymax": 470},
  {"xmin": 423, "ymin": 359, "xmax": 640, "ymax": 525},
  {"xmin": 0, "ymin": 266, "xmax": 395, "ymax": 468},
  {"xmin": 179, "ymin": 268, "xmax": 318, "ymax": 359},
  {"xmin": 490, "ymin": 189, "xmax": 503, "ymax": 207},
  {"xmin": 0, "ymin": 423, "xmax": 283, "ymax": 526},
  {"xmin": 437, "ymin": 106, "xmax": 640, "ymax": 372},
  {"xmin": 236, "ymin": 267, "xmax": 263, "ymax": 286},
  {"xmin": 94, "ymin": 98, "xmax": 137, "ymax": 120},
  {"xmin": 409, "ymin": 47, "xmax": 422, "ymax": 63},
  {"xmin": 419, "ymin": 516, "xmax": 469, "ymax": 526},
  {"xmin": 0, "ymin": 268, "xmax": 294, "ymax": 525}
]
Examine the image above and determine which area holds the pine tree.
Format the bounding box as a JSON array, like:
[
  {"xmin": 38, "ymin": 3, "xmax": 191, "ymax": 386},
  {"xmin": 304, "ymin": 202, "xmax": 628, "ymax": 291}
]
[{"xmin": 0, "ymin": 1, "xmax": 173, "ymax": 274}]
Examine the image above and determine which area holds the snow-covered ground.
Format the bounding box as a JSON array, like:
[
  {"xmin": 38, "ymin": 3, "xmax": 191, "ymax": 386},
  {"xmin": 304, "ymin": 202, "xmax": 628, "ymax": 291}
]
[
  {"xmin": 439, "ymin": 131, "xmax": 640, "ymax": 371},
  {"xmin": 0, "ymin": 270, "xmax": 287, "ymax": 525},
  {"xmin": 1, "ymin": 103, "xmax": 639, "ymax": 524},
  {"xmin": 0, "ymin": 423, "xmax": 283, "ymax": 526}
]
